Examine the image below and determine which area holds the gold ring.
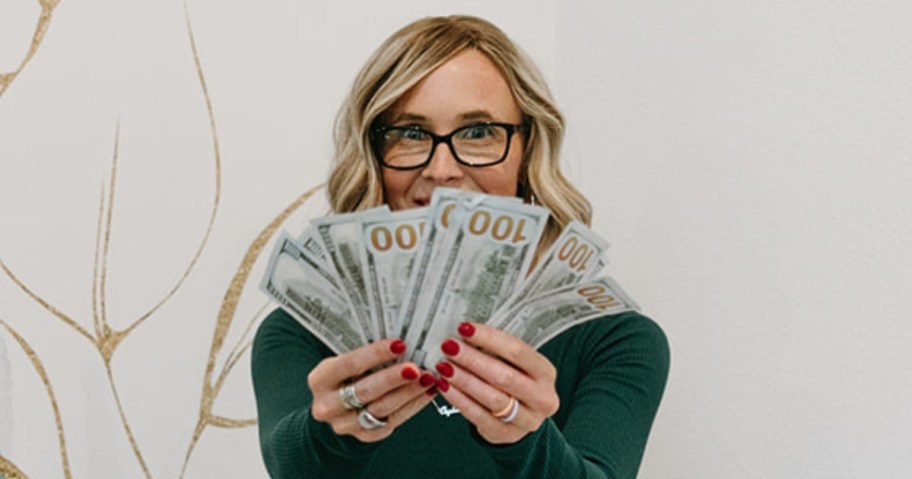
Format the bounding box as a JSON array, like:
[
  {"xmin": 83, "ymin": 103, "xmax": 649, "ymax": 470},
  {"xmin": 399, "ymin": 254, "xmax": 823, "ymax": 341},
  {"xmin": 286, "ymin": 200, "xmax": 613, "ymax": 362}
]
[
  {"xmin": 493, "ymin": 396, "xmax": 516, "ymax": 419},
  {"xmin": 498, "ymin": 398, "xmax": 520, "ymax": 424}
]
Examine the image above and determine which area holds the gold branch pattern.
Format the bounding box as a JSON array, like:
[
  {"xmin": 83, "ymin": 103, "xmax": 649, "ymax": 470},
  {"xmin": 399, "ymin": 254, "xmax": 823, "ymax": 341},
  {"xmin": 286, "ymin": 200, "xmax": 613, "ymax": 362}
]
[
  {"xmin": 0, "ymin": 0, "xmax": 329, "ymax": 476},
  {"xmin": 0, "ymin": 0, "xmax": 61, "ymax": 100},
  {"xmin": 0, "ymin": 318, "xmax": 71, "ymax": 479},
  {"xmin": 0, "ymin": 454, "xmax": 28, "ymax": 479},
  {"xmin": 180, "ymin": 184, "xmax": 324, "ymax": 478},
  {"xmin": 0, "ymin": 0, "xmax": 223, "ymax": 473},
  {"xmin": 125, "ymin": 0, "xmax": 223, "ymax": 338}
]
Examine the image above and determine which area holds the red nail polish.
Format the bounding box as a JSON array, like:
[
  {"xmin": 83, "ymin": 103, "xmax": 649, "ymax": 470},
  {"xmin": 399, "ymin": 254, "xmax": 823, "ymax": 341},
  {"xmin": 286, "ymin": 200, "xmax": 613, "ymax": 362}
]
[
  {"xmin": 435, "ymin": 362, "xmax": 454, "ymax": 378},
  {"xmin": 458, "ymin": 322, "xmax": 475, "ymax": 337},
  {"xmin": 436, "ymin": 378, "xmax": 450, "ymax": 393},
  {"xmin": 390, "ymin": 339, "xmax": 406, "ymax": 355},
  {"xmin": 441, "ymin": 339, "xmax": 460, "ymax": 356},
  {"xmin": 425, "ymin": 386, "xmax": 438, "ymax": 397},
  {"xmin": 419, "ymin": 373, "xmax": 436, "ymax": 388},
  {"xmin": 401, "ymin": 366, "xmax": 418, "ymax": 381}
]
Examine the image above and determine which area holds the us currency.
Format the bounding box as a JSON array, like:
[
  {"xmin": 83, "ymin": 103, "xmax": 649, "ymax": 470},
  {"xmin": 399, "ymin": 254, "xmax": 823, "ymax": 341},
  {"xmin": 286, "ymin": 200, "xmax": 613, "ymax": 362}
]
[
  {"xmin": 360, "ymin": 207, "xmax": 428, "ymax": 339},
  {"xmin": 297, "ymin": 226, "xmax": 328, "ymax": 266},
  {"xmin": 260, "ymin": 232, "xmax": 365, "ymax": 354},
  {"xmin": 393, "ymin": 189, "xmax": 468, "ymax": 343},
  {"xmin": 402, "ymin": 189, "xmax": 550, "ymax": 368},
  {"xmin": 490, "ymin": 220, "xmax": 609, "ymax": 329},
  {"xmin": 500, "ymin": 276, "xmax": 639, "ymax": 350},
  {"xmin": 312, "ymin": 206, "xmax": 389, "ymax": 342}
]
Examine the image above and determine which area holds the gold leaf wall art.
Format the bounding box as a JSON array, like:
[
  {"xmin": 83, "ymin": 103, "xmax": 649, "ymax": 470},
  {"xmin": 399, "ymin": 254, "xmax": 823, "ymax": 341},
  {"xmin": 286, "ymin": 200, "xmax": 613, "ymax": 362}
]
[
  {"xmin": 0, "ymin": 317, "xmax": 70, "ymax": 479},
  {"xmin": 180, "ymin": 183, "xmax": 324, "ymax": 478},
  {"xmin": 0, "ymin": 0, "xmax": 223, "ymax": 474},
  {"xmin": 0, "ymin": 0, "xmax": 61, "ymax": 100},
  {"xmin": 0, "ymin": 454, "xmax": 28, "ymax": 479},
  {"xmin": 0, "ymin": 114, "xmax": 219, "ymax": 477}
]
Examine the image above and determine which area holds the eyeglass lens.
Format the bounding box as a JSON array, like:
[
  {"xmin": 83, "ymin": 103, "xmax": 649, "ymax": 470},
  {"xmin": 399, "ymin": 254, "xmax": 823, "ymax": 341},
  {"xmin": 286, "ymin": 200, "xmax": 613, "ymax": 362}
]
[{"xmin": 379, "ymin": 124, "xmax": 511, "ymax": 168}]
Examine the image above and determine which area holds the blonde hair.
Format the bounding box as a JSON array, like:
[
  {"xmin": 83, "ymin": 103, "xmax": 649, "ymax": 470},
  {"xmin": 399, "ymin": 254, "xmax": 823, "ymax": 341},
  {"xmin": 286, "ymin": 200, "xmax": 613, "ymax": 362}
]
[{"xmin": 327, "ymin": 15, "xmax": 591, "ymax": 250}]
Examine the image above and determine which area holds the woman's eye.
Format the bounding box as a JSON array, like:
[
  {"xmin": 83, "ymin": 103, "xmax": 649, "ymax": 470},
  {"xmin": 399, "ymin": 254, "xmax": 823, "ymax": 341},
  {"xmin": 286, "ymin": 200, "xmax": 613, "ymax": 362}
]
[
  {"xmin": 459, "ymin": 125, "xmax": 493, "ymax": 140},
  {"xmin": 400, "ymin": 129, "xmax": 428, "ymax": 141}
]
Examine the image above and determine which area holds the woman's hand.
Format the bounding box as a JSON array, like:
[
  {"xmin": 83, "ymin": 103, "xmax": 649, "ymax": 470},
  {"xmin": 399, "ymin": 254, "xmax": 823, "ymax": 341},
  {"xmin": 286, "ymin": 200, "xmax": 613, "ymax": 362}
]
[
  {"xmin": 433, "ymin": 322, "xmax": 560, "ymax": 444},
  {"xmin": 307, "ymin": 338, "xmax": 437, "ymax": 443}
]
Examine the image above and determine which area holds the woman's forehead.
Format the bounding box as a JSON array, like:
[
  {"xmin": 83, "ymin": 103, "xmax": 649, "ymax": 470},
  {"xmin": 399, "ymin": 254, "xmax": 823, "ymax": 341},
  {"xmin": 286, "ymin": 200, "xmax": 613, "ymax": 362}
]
[{"xmin": 385, "ymin": 50, "xmax": 521, "ymax": 127}]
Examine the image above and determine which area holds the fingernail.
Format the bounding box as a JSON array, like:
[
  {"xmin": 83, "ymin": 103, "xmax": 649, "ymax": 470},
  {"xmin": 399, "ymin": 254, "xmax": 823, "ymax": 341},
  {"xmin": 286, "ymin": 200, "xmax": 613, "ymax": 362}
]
[
  {"xmin": 435, "ymin": 362, "xmax": 454, "ymax": 378},
  {"xmin": 390, "ymin": 339, "xmax": 406, "ymax": 355},
  {"xmin": 401, "ymin": 366, "xmax": 418, "ymax": 381},
  {"xmin": 458, "ymin": 322, "xmax": 475, "ymax": 337},
  {"xmin": 436, "ymin": 378, "xmax": 450, "ymax": 393},
  {"xmin": 425, "ymin": 386, "xmax": 438, "ymax": 397},
  {"xmin": 419, "ymin": 373, "xmax": 436, "ymax": 388},
  {"xmin": 441, "ymin": 339, "xmax": 460, "ymax": 356}
]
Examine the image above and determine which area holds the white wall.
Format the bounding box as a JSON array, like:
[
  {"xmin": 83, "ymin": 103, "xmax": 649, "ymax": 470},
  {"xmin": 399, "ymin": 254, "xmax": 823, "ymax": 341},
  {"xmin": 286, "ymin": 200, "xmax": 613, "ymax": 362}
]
[
  {"xmin": 554, "ymin": 3, "xmax": 912, "ymax": 477},
  {"xmin": 1, "ymin": 1, "xmax": 910, "ymax": 477}
]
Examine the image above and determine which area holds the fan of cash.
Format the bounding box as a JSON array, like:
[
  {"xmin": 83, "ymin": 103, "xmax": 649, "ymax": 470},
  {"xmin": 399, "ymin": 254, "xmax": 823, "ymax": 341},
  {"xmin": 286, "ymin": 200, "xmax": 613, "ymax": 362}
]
[{"xmin": 260, "ymin": 187, "xmax": 639, "ymax": 369}]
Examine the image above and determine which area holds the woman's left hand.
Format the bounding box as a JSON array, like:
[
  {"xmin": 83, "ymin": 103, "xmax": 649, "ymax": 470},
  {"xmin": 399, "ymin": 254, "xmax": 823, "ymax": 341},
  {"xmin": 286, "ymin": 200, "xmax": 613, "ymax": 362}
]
[{"xmin": 433, "ymin": 322, "xmax": 560, "ymax": 444}]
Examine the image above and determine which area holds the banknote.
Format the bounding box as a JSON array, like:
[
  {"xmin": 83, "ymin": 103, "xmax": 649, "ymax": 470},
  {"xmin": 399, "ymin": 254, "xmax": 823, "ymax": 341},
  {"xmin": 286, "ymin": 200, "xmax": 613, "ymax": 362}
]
[
  {"xmin": 297, "ymin": 226, "xmax": 328, "ymax": 266},
  {"xmin": 311, "ymin": 206, "xmax": 390, "ymax": 342},
  {"xmin": 360, "ymin": 207, "xmax": 428, "ymax": 339},
  {"xmin": 392, "ymin": 189, "xmax": 468, "ymax": 344},
  {"xmin": 490, "ymin": 220, "xmax": 608, "ymax": 329},
  {"xmin": 499, "ymin": 276, "xmax": 639, "ymax": 349},
  {"xmin": 259, "ymin": 190, "xmax": 639, "ymax": 360},
  {"xmin": 260, "ymin": 232, "xmax": 365, "ymax": 354},
  {"xmin": 401, "ymin": 189, "xmax": 550, "ymax": 368}
]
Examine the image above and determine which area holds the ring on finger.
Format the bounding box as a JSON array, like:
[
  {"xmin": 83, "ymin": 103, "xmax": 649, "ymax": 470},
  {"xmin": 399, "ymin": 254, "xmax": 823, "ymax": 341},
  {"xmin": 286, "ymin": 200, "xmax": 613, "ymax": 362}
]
[
  {"xmin": 494, "ymin": 397, "xmax": 520, "ymax": 424},
  {"xmin": 339, "ymin": 384, "xmax": 365, "ymax": 410},
  {"xmin": 358, "ymin": 408, "xmax": 388, "ymax": 430}
]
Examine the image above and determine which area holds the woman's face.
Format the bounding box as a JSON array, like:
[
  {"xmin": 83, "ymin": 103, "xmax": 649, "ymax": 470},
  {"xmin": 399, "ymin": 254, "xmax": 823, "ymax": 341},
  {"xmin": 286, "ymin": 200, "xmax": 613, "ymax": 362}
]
[{"xmin": 379, "ymin": 49, "xmax": 525, "ymax": 211}]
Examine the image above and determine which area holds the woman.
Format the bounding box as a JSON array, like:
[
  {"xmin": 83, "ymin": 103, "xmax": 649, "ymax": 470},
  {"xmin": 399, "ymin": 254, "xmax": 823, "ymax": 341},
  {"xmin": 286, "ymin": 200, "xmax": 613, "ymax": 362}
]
[{"xmin": 253, "ymin": 15, "xmax": 669, "ymax": 478}]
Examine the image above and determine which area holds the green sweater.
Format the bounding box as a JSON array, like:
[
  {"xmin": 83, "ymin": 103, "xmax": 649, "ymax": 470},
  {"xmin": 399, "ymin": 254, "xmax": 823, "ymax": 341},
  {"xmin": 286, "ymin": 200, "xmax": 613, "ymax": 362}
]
[{"xmin": 252, "ymin": 309, "xmax": 669, "ymax": 478}]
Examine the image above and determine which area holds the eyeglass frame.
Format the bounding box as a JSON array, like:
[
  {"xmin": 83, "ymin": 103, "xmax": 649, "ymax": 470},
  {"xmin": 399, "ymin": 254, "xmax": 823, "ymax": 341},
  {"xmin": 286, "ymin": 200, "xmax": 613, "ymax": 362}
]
[{"xmin": 369, "ymin": 121, "xmax": 529, "ymax": 171}]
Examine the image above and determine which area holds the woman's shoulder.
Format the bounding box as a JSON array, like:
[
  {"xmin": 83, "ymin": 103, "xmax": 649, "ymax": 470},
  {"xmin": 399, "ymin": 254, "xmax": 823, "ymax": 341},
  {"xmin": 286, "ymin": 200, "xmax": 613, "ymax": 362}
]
[
  {"xmin": 586, "ymin": 310, "xmax": 668, "ymax": 345},
  {"xmin": 256, "ymin": 307, "xmax": 305, "ymax": 338},
  {"xmin": 541, "ymin": 310, "xmax": 670, "ymax": 367},
  {"xmin": 253, "ymin": 308, "xmax": 333, "ymax": 356}
]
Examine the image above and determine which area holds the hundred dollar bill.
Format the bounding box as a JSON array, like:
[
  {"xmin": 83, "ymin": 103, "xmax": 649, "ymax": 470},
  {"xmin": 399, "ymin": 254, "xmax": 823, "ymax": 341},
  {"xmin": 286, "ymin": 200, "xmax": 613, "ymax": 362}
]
[
  {"xmin": 393, "ymin": 189, "xmax": 468, "ymax": 343},
  {"xmin": 490, "ymin": 220, "xmax": 609, "ymax": 329},
  {"xmin": 297, "ymin": 226, "xmax": 328, "ymax": 266},
  {"xmin": 402, "ymin": 189, "xmax": 550, "ymax": 368},
  {"xmin": 312, "ymin": 206, "xmax": 390, "ymax": 342},
  {"xmin": 389, "ymin": 191, "xmax": 519, "ymax": 344},
  {"xmin": 360, "ymin": 207, "xmax": 428, "ymax": 339},
  {"xmin": 260, "ymin": 232, "xmax": 365, "ymax": 354},
  {"xmin": 500, "ymin": 276, "xmax": 639, "ymax": 349}
]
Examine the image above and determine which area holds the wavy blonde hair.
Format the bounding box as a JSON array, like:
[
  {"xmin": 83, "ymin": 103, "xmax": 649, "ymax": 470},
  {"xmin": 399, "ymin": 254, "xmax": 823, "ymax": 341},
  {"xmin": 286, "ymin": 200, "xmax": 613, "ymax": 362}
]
[{"xmin": 327, "ymin": 15, "xmax": 591, "ymax": 251}]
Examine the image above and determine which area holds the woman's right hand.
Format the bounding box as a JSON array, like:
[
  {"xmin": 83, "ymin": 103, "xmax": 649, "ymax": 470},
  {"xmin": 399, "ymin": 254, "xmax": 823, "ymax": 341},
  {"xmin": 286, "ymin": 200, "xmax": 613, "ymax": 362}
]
[{"xmin": 307, "ymin": 338, "xmax": 437, "ymax": 443}]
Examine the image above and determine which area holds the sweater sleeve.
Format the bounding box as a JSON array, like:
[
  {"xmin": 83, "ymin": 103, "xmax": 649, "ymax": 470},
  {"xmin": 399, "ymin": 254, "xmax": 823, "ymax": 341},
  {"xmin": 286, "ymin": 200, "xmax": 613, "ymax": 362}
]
[
  {"xmin": 478, "ymin": 312, "xmax": 670, "ymax": 479},
  {"xmin": 251, "ymin": 309, "xmax": 381, "ymax": 478}
]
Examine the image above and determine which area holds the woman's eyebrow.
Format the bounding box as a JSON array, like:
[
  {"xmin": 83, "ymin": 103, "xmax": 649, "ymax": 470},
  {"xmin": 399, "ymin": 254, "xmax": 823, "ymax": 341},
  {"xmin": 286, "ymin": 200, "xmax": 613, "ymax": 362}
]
[
  {"xmin": 388, "ymin": 113, "xmax": 428, "ymax": 124},
  {"xmin": 388, "ymin": 110, "xmax": 496, "ymax": 126},
  {"xmin": 460, "ymin": 110, "xmax": 495, "ymax": 121}
]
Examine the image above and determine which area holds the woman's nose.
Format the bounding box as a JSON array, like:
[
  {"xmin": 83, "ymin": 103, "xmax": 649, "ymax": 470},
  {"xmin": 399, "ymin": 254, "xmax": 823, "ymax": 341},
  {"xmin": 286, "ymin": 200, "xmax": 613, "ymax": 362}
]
[{"xmin": 421, "ymin": 142, "xmax": 464, "ymax": 183}]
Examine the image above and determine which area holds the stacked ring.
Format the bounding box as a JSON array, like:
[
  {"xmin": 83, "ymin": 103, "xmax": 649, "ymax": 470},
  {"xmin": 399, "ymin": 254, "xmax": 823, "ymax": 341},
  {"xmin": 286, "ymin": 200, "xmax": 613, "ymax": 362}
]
[
  {"xmin": 493, "ymin": 397, "xmax": 520, "ymax": 424},
  {"xmin": 358, "ymin": 409, "xmax": 388, "ymax": 430},
  {"xmin": 339, "ymin": 384, "xmax": 365, "ymax": 410}
]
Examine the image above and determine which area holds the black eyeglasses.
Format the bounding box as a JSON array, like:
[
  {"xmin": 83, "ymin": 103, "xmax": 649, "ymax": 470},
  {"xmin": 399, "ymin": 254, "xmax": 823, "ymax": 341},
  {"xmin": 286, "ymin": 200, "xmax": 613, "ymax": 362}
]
[{"xmin": 370, "ymin": 122, "xmax": 527, "ymax": 170}]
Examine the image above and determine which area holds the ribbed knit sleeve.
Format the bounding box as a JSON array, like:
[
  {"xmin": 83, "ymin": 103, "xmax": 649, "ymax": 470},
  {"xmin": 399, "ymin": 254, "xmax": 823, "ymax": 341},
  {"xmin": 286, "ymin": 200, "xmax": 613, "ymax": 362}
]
[
  {"xmin": 477, "ymin": 312, "xmax": 670, "ymax": 478},
  {"xmin": 251, "ymin": 309, "xmax": 381, "ymax": 478}
]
